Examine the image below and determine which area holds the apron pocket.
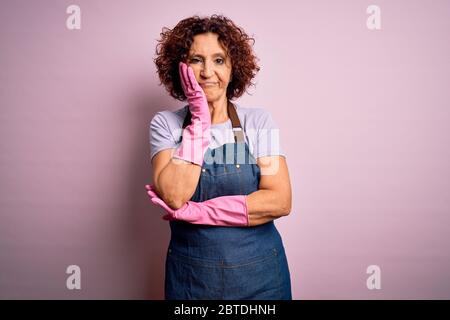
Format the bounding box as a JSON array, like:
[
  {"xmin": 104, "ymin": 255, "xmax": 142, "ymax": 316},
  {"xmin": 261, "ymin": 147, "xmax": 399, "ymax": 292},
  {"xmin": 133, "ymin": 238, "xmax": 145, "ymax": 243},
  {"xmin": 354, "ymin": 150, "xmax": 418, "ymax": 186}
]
[
  {"xmin": 165, "ymin": 248, "xmax": 222, "ymax": 300},
  {"xmin": 222, "ymin": 248, "xmax": 284, "ymax": 300}
]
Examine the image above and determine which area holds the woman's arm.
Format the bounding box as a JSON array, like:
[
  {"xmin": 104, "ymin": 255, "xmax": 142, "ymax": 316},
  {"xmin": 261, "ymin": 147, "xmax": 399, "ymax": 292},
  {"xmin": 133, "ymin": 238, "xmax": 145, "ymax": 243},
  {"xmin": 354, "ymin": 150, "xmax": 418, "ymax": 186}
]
[
  {"xmin": 246, "ymin": 155, "xmax": 292, "ymax": 226},
  {"xmin": 150, "ymin": 62, "xmax": 211, "ymax": 210},
  {"xmin": 152, "ymin": 148, "xmax": 201, "ymax": 210},
  {"xmin": 149, "ymin": 154, "xmax": 292, "ymax": 226}
]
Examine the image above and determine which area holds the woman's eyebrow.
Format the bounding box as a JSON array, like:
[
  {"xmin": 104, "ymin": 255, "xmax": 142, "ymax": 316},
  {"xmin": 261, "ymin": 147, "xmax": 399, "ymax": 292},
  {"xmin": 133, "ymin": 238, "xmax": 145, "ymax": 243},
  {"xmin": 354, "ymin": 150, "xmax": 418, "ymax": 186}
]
[{"xmin": 189, "ymin": 53, "xmax": 226, "ymax": 58}]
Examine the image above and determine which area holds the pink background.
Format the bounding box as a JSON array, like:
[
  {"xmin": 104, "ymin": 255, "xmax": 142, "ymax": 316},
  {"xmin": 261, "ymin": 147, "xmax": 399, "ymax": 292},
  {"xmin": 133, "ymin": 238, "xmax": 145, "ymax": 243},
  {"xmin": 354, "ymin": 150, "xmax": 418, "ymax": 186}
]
[{"xmin": 1, "ymin": 0, "xmax": 450, "ymax": 299}]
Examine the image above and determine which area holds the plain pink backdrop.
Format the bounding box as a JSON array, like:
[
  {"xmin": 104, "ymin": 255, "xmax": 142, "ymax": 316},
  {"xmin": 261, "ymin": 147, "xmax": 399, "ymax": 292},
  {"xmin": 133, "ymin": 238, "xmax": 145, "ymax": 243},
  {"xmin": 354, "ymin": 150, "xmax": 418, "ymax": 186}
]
[{"xmin": 1, "ymin": 0, "xmax": 450, "ymax": 299}]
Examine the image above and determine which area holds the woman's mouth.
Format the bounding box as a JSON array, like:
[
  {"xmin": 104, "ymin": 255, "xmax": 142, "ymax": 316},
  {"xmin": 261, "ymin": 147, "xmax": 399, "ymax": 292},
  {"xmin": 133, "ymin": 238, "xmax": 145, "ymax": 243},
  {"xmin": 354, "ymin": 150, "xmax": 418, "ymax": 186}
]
[{"xmin": 201, "ymin": 82, "xmax": 218, "ymax": 87}]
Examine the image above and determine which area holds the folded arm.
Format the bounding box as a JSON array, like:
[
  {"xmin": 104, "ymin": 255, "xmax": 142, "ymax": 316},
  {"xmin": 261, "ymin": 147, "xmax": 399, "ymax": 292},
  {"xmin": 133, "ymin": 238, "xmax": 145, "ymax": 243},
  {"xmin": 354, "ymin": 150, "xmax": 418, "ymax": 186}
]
[
  {"xmin": 147, "ymin": 156, "xmax": 292, "ymax": 227},
  {"xmin": 152, "ymin": 148, "xmax": 201, "ymax": 209},
  {"xmin": 246, "ymin": 155, "xmax": 292, "ymax": 226}
]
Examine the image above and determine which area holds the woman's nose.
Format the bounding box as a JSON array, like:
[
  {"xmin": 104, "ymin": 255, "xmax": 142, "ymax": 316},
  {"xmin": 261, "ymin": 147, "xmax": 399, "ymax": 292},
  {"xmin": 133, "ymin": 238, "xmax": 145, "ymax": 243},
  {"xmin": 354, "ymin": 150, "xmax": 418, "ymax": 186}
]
[{"xmin": 200, "ymin": 61, "xmax": 214, "ymax": 78}]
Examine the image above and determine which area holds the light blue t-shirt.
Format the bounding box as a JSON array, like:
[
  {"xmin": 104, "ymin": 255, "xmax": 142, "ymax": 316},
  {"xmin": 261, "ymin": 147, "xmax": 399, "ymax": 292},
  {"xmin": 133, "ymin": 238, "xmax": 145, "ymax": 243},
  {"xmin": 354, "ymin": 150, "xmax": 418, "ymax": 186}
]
[{"xmin": 149, "ymin": 103, "xmax": 285, "ymax": 161}]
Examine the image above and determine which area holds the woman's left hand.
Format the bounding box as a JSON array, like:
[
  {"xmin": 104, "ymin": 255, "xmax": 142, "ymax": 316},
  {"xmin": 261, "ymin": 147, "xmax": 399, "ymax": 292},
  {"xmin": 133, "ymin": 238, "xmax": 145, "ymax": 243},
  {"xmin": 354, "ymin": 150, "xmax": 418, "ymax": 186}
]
[{"xmin": 144, "ymin": 184, "xmax": 249, "ymax": 226}]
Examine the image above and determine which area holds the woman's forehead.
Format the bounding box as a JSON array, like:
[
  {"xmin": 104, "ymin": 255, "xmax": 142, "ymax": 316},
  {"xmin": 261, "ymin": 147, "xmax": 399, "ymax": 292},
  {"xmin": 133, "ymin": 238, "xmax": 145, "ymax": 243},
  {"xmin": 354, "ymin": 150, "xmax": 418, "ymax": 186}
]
[{"xmin": 190, "ymin": 38, "xmax": 228, "ymax": 56}]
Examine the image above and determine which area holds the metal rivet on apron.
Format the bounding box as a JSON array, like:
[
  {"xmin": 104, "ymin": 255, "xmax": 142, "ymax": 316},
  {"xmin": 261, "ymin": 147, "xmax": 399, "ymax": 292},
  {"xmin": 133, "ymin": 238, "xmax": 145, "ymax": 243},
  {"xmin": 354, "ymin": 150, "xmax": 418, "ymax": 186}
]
[
  {"xmin": 236, "ymin": 164, "xmax": 240, "ymax": 168},
  {"xmin": 202, "ymin": 168, "xmax": 206, "ymax": 172}
]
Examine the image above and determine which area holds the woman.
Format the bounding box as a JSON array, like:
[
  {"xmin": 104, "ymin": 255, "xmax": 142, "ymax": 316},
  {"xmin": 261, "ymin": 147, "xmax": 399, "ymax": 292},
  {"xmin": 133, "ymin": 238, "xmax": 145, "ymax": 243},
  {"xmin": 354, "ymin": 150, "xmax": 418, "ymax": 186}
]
[{"xmin": 145, "ymin": 14, "xmax": 293, "ymax": 300}]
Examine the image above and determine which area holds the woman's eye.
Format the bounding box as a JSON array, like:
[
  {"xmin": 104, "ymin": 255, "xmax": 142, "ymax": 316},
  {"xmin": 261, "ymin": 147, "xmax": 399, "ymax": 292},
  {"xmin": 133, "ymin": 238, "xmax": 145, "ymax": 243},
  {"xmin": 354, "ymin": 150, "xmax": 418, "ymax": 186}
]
[{"xmin": 189, "ymin": 58, "xmax": 224, "ymax": 64}]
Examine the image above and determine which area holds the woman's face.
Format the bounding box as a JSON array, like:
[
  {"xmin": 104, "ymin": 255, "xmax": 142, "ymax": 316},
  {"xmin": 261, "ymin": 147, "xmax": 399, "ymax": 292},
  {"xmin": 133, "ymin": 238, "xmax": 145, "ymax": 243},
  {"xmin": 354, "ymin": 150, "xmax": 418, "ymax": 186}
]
[{"xmin": 187, "ymin": 32, "xmax": 232, "ymax": 103}]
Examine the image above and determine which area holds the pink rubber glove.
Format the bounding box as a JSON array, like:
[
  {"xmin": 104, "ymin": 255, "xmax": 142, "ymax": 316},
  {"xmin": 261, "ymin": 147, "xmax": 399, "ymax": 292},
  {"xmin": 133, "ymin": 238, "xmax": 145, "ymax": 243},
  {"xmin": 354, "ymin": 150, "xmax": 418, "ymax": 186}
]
[
  {"xmin": 145, "ymin": 185, "xmax": 249, "ymax": 227},
  {"xmin": 172, "ymin": 62, "xmax": 211, "ymax": 166}
]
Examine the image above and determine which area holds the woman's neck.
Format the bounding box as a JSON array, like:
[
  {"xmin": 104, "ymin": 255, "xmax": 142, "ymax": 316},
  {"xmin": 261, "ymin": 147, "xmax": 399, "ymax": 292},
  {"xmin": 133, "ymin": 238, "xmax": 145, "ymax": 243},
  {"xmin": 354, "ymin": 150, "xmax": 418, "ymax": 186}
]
[{"xmin": 208, "ymin": 99, "xmax": 229, "ymax": 125}]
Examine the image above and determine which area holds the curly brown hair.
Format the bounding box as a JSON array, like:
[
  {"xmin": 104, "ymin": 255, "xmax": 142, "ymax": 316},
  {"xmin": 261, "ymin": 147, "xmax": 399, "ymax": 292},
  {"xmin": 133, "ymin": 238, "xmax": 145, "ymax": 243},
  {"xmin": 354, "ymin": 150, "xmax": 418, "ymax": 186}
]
[{"xmin": 154, "ymin": 14, "xmax": 260, "ymax": 101}]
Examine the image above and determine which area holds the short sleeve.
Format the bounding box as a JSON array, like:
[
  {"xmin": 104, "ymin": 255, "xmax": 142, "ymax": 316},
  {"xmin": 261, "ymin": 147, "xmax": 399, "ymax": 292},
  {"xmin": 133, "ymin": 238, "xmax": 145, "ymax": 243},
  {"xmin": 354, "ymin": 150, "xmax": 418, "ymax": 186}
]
[
  {"xmin": 254, "ymin": 109, "xmax": 286, "ymax": 159},
  {"xmin": 149, "ymin": 112, "xmax": 178, "ymax": 160}
]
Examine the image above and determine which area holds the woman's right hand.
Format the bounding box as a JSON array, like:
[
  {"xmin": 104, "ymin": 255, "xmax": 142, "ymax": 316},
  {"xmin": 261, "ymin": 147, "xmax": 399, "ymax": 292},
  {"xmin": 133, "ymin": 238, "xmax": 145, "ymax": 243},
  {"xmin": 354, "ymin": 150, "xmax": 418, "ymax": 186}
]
[
  {"xmin": 172, "ymin": 62, "xmax": 212, "ymax": 166},
  {"xmin": 179, "ymin": 61, "xmax": 210, "ymax": 124}
]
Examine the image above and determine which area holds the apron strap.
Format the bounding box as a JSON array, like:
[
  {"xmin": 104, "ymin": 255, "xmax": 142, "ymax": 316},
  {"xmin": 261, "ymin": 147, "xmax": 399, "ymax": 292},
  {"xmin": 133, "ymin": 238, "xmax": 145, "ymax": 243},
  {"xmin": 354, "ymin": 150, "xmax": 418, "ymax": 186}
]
[
  {"xmin": 181, "ymin": 101, "xmax": 245, "ymax": 143},
  {"xmin": 227, "ymin": 101, "xmax": 245, "ymax": 143}
]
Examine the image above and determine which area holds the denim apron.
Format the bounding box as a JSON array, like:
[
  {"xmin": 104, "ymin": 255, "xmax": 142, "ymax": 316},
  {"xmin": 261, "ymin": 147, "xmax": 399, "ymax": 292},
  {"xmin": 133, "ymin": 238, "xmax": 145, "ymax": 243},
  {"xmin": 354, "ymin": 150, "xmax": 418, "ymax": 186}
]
[{"xmin": 165, "ymin": 102, "xmax": 292, "ymax": 300}]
